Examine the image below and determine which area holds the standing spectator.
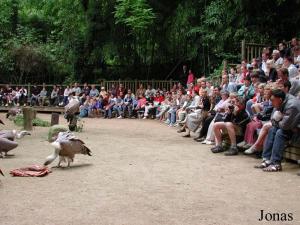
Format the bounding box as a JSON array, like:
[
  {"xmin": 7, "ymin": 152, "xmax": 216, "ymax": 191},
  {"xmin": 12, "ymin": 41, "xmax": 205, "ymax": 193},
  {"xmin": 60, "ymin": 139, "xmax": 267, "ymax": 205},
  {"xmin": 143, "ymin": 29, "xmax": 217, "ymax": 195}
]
[
  {"xmin": 179, "ymin": 64, "xmax": 188, "ymax": 85},
  {"xmin": 186, "ymin": 69, "xmax": 195, "ymax": 86}
]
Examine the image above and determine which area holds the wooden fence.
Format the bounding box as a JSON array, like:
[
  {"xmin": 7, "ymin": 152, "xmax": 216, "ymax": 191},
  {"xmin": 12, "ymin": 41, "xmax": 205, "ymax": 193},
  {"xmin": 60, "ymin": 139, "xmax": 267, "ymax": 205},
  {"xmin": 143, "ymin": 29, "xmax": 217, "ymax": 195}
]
[{"xmin": 0, "ymin": 80, "xmax": 179, "ymax": 95}]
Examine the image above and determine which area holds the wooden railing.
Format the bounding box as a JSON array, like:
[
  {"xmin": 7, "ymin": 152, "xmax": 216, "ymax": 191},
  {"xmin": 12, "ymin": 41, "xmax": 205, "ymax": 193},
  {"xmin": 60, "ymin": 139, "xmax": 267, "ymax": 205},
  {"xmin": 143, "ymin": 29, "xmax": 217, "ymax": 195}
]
[
  {"xmin": 241, "ymin": 40, "xmax": 266, "ymax": 62},
  {"xmin": 0, "ymin": 80, "xmax": 179, "ymax": 95}
]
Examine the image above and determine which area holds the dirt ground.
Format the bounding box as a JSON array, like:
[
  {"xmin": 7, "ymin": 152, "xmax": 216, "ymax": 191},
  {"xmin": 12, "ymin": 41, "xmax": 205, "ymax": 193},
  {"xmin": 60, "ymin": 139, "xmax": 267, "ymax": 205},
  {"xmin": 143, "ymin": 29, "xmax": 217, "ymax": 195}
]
[{"xmin": 0, "ymin": 112, "xmax": 300, "ymax": 225}]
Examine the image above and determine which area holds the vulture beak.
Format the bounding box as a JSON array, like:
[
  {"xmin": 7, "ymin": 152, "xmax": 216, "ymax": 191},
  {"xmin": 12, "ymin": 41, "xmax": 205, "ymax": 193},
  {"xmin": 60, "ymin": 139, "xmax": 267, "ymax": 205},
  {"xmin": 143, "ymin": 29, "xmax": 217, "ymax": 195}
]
[
  {"xmin": 0, "ymin": 169, "xmax": 4, "ymax": 176},
  {"xmin": 0, "ymin": 119, "xmax": 4, "ymax": 125}
]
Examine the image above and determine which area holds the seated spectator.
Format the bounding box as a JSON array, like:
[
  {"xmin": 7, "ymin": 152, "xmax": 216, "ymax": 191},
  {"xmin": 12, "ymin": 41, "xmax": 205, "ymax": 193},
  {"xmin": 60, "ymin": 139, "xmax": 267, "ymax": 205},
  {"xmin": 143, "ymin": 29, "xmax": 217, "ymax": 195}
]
[
  {"xmin": 272, "ymin": 50, "xmax": 283, "ymax": 67},
  {"xmin": 114, "ymin": 94, "xmax": 124, "ymax": 119},
  {"xmin": 104, "ymin": 94, "xmax": 116, "ymax": 119},
  {"xmin": 238, "ymin": 85, "xmax": 273, "ymax": 150},
  {"xmin": 123, "ymin": 89, "xmax": 135, "ymax": 118},
  {"xmin": 211, "ymin": 96, "xmax": 249, "ymax": 155},
  {"xmin": 89, "ymin": 85, "xmax": 99, "ymax": 98},
  {"xmin": 195, "ymin": 90, "xmax": 229, "ymax": 142},
  {"xmin": 82, "ymin": 83, "xmax": 90, "ymax": 96},
  {"xmin": 30, "ymin": 85, "xmax": 40, "ymax": 106},
  {"xmin": 63, "ymin": 85, "xmax": 71, "ymax": 106},
  {"xmin": 18, "ymin": 86, "xmax": 27, "ymax": 106},
  {"xmin": 134, "ymin": 94, "xmax": 147, "ymax": 118},
  {"xmin": 283, "ymin": 56, "xmax": 298, "ymax": 80},
  {"xmin": 238, "ymin": 76, "xmax": 255, "ymax": 101},
  {"xmin": 136, "ymin": 84, "xmax": 145, "ymax": 97},
  {"xmin": 181, "ymin": 89, "xmax": 211, "ymax": 138},
  {"xmin": 72, "ymin": 83, "xmax": 82, "ymax": 96},
  {"xmin": 50, "ymin": 85, "xmax": 59, "ymax": 106},
  {"xmin": 38, "ymin": 87, "xmax": 48, "ymax": 106},
  {"xmin": 265, "ymin": 59, "xmax": 277, "ymax": 82},
  {"xmin": 221, "ymin": 74, "xmax": 237, "ymax": 93},
  {"xmin": 99, "ymin": 87, "xmax": 107, "ymax": 97},
  {"xmin": 255, "ymin": 89, "xmax": 300, "ymax": 172}
]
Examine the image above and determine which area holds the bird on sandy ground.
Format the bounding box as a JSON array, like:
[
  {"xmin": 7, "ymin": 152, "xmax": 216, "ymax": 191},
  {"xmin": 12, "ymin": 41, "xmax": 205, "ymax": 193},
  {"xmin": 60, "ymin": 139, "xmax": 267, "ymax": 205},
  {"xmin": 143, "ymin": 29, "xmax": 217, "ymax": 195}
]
[
  {"xmin": 6, "ymin": 107, "xmax": 21, "ymax": 119},
  {"xmin": 0, "ymin": 127, "xmax": 31, "ymax": 158},
  {"xmin": 44, "ymin": 131, "xmax": 92, "ymax": 168}
]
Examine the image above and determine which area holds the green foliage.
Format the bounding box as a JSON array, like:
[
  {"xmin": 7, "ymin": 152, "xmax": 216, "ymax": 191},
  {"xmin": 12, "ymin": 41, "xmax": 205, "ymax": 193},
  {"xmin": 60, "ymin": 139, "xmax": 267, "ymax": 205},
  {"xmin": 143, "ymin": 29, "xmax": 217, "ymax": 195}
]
[
  {"xmin": 14, "ymin": 115, "xmax": 50, "ymax": 127},
  {"xmin": 115, "ymin": 0, "xmax": 155, "ymax": 34},
  {"xmin": 1, "ymin": 0, "xmax": 300, "ymax": 82}
]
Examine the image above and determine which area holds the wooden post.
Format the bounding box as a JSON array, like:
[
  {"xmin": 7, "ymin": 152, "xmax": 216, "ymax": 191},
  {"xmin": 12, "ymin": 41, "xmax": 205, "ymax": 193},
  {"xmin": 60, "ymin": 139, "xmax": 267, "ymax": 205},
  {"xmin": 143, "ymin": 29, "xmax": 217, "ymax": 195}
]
[
  {"xmin": 23, "ymin": 107, "xmax": 34, "ymax": 131},
  {"xmin": 51, "ymin": 113, "xmax": 59, "ymax": 126},
  {"xmin": 223, "ymin": 60, "xmax": 228, "ymax": 72},
  {"xmin": 241, "ymin": 40, "xmax": 246, "ymax": 61}
]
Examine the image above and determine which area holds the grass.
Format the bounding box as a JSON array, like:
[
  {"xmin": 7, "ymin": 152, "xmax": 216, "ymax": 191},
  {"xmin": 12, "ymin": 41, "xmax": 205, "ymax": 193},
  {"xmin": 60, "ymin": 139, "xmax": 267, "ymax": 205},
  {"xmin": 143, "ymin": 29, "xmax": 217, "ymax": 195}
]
[{"xmin": 14, "ymin": 115, "xmax": 51, "ymax": 127}]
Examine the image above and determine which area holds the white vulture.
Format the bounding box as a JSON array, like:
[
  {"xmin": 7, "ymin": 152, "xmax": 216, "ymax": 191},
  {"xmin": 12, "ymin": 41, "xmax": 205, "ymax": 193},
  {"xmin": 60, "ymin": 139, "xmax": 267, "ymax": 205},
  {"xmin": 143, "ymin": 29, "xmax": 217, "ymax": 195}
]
[
  {"xmin": 44, "ymin": 131, "xmax": 92, "ymax": 168},
  {"xmin": 0, "ymin": 119, "xmax": 31, "ymax": 157}
]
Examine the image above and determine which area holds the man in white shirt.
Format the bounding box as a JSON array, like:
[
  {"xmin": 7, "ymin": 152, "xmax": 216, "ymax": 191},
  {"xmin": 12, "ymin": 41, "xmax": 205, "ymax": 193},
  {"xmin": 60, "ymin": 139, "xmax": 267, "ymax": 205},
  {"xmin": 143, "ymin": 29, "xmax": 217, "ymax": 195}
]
[
  {"xmin": 272, "ymin": 50, "xmax": 283, "ymax": 67},
  {"xmin": 283, "ymin": 57, "xmax": 299, "ymax": 80}
]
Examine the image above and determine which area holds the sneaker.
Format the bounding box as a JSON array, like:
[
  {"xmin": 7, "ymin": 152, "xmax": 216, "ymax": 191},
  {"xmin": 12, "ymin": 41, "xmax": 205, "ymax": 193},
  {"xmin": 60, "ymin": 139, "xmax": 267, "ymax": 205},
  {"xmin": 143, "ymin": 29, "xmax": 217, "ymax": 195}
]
[
  {"xmin": 211, "ymin": 145, "xmax": 224, "ymax": 153},
  {"xmin": 243, "ymin": 143, "xmax": 252, "ymax": 149},
  {"xmin": 117, "ymin": 116, "xmax": 123, "ymax": 119},
  {"xmin": 143, "ymin": 116, "xmax": 147, "ymax": 119},
  {"xmin": 244, "ymin": 146, "xmax": 257, "ymax": 155},
  {"xmin": 237, "ymin": 141, "xmax": 247, "ymax": 148},
  {"xmin": 164, "ymin": 119, "xmax": 170, "ymax": 124},
  {"xmin": 205, "ymin": 140, "xmax": 215, "ymax": 145},
  {"xmin": 224, "ymin": 146, "xmax": 239, "ymax": 156}
]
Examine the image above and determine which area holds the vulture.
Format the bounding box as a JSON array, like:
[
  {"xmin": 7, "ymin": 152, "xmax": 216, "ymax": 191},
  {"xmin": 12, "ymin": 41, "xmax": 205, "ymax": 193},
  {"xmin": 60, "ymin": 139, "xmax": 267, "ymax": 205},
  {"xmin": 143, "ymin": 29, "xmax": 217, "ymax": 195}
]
[
  {"xmin": 6, "ymin": 107, "xmax": 21, "ymax": 119},
  {"xmin": 44, "ymin": 131, "xmax": 92, "ymax": 168},
  {"xmin": 0, "ymin": 119, "xmax": 31, "ymax": 157}
]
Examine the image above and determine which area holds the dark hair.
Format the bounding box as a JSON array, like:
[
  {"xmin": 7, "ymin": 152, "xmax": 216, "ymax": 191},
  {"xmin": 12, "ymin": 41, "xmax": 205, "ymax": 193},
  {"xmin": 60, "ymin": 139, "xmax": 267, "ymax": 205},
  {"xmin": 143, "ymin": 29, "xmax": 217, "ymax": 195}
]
[
  {"xmin": 271, "ymin": 89, "xmax": 286, "ymax": 100},
  {"xmin": 250, "ymin": 72, "xmax": 259, "ymax": 78},
  {"xmin": 280, "ymin": 68, "xmax": 289, "ymax": 77},
  {"xmin": 284, "ymin": 56, "xmax": 294, "ymax": 63},
  {"xmin": 245, "ymin": 75, "xmax": 251, "ymax": 82},
  {"xmin": 283, "ymin": 80, "xmax": 292, "ymax": 91}
]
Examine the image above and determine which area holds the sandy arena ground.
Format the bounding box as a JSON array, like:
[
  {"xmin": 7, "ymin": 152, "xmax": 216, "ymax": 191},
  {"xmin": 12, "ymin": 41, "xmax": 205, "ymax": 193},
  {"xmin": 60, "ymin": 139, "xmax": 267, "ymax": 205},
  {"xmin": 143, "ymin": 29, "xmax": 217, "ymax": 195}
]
[{"xmin": 0, "ymin": 113, "xmax": 300, "ymax": 225}]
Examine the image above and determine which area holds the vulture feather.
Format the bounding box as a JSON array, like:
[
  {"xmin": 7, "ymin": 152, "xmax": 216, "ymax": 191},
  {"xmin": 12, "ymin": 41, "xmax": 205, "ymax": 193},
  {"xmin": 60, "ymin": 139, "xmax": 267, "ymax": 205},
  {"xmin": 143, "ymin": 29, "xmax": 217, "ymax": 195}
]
[{"xmin": 44, "ymin": 131, "xmax": 92, "ymax": 167}]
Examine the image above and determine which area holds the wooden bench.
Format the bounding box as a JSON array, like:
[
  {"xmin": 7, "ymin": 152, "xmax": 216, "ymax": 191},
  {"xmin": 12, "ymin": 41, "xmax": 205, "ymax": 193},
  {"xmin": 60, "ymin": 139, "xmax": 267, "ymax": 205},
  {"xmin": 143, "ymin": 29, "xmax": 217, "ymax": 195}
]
[{"xmin": 0, "ymin": 106, "xmax": 65, "ymax": 114}]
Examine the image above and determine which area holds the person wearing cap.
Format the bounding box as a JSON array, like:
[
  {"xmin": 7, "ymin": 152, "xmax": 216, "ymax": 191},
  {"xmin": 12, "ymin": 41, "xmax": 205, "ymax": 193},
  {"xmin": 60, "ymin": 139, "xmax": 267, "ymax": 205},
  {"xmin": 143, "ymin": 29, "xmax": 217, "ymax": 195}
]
[{"xmin": 272, "ymin": 49, "xmax": 283, "ymax": 67}]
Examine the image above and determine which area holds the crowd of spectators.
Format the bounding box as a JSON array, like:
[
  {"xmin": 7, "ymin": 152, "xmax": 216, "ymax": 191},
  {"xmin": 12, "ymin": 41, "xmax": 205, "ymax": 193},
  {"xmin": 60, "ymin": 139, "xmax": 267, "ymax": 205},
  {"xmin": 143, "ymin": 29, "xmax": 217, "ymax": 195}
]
[{"xmin": 1, "ymin": 38, "xmax": 300, "ymax": 173}]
